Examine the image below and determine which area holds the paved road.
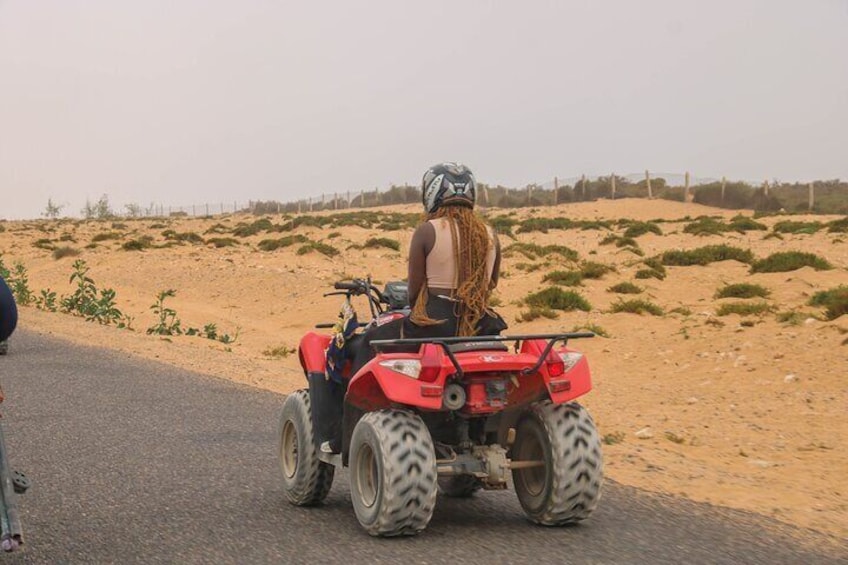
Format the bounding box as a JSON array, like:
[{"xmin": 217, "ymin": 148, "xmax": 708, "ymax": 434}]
[{"xmin": 0, "ymin": 331, "xmax": 844, "ymax": 564}]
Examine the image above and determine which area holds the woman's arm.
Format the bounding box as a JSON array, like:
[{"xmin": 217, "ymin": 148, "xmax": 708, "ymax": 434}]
[
  {"xmin": 407, "ymin": 222, "xmax": 435, "ymax": 308},
  {"xmin": 490, "ymin": 231, "xmax": 501, "ymax": 289}
]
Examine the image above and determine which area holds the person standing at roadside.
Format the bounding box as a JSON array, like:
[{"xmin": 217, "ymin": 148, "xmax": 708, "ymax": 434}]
[{"xmin": 0, "ymin": 277, "xmax": 17, "ymax": 355}]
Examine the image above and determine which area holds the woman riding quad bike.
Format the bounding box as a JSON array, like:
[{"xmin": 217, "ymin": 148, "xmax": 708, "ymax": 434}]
[
  {"xmin": 313, "ymin": 163, "xmax": 507, "ymax": 453},
  {"xmin": 280, "ymin": 164, "xmax": 602, "ymax": 537}
]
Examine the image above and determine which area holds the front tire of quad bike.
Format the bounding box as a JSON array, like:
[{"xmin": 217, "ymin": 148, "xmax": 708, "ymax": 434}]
[
  {"xmin": 278, "ymin": 389, "xmax": 335, "ymax": 506},
  {"xmin": 349, "ymin": 409, "xmax": 438, "ymax": 536},
  {"xmin": 438, "ymin": 475, "xmax": 483, "ymax": 498},
  {"xmin": 511, "ymin": 401, "xmax": 603, "ymax": 526}
]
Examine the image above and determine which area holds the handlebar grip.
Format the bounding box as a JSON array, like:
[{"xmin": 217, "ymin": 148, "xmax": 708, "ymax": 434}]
[{"xmin": 334, "ymin": 281, "xmax": 360, "ymax": 290}]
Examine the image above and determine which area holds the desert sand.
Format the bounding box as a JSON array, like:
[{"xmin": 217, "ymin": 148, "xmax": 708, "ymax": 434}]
[{"xmin": 2, "ymin": 199, "xmax": 845, "ymax": 539}]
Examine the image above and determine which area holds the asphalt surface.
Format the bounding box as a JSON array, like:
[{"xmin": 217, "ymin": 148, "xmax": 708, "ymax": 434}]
[{"xmin": 0, "ymin": 330, "xmax": 844, "ymax": 564}]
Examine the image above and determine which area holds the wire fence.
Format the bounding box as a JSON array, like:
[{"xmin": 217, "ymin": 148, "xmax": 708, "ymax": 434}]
[{"xmin": 83, "ymin": 171, "xmax": 847, "ymax": 220}]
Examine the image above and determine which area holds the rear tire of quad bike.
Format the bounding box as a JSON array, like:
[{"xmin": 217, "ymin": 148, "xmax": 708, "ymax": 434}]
[
  {"xmin": 512, "ymin": 401, "xmax": 603, "ymax": 526},
  {"xmin": 438, "ymin": 475, "xmax": 483, "ymax": 498},
  {"xmin": 278, "ymin": 389, "xmax": 335, "ymax": 506},
  {"xmin": 349, "ymin": 409, "xmax": 438, "ymax": 537}
]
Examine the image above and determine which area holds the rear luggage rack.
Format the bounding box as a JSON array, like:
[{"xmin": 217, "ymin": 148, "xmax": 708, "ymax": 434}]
[{"xmin": 370, "ymin": 332, "xmax": 594, "ymax": 379}]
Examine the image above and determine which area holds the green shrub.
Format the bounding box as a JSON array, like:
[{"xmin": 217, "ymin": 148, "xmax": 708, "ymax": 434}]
[
  {"xmin": 729, "ymin": 215, "xmax": 767, "ymax": 232},
  {"xmin": 716, "ymin": 301, "xmax": 774, "ymax": 317},
  {"xmin": 827, "ymin": 217, "xmax": 848, "ymax": 233},
  {"xmin": 543, "ymin": 270, "xmax": 583, "ymax": 286},
  {"xmin": 515, "ymin": 262, "xmax": 547, "ymax": 273},
  {"xmin": 297, "ymin": 242, "xmax": 339, "ymax": 257},
  {"xmin": 363, "ymin": 237, "xmax": 401, "ymax": 251},
  {"xmin": 91, "ymin": 231, "xmax": 122, "ymax": 242},
  {"xmin": 634, "ymin": 257, "xmax": 667, "ymax": 280},
  {"xmin": 772, "ymin": 220, "xmax": 823, "ymax": 234},
  {"xmin": 232, "ymin": 218, "xmax": 275, "ymax": 237},
  {"xmin": 517, "ymin": 306, "xmax": 559, "ymax": 322},
  {"xmin": 715, "ymin": 283, "xmax": 770, "ymax": 299},
  {"xmin": 750, "ymin": 251, "xmax": 832, "ymax": 273},
  {"xmin": 610, "ymin": 299, "xmax": 663, "ymax": 316},
  {"xmin": 808, "ymin": 286, "xmax": 848, "ymax": 320},
  {"xmin": 204, "ymin": 223, "xmax": 232, "ymax": 235},
  {"xmin": 622, "ymin": 221, "xmax": 662, "ymax": 238},
  {"xmin": 327, "ymin": 232, "xmax": 341, "ymax": 239},
  {"xmin": 122, "ymin": 237, "xmax": 153, "ymax": 251},
  {"xmin": 163, "ymin": 231, "xmax": 203, "ymax": 244},
  {"xmin": 504, "ymin": 243, "xmax": 579, "ymax": 261},
  {"xmin": 206, "ymin": 237, "xmax": 239, "ymax": 248},
  {"xmin": 683, "ymin": 216, "xmax": 730, "ymax": 236},
  {"xmin": 52, "ymin": 246, "xmax": 81, "ymax": 260},
  {"xmin": 489, "ymin": 216, "xmax": 519, "ymax": 237},
  {"xmin": 580, "ymin": 261, "xmax": 615, "ymax": 279},
  {"xmin": 607, "ymin": 281, "xmax": 643, "ymax": 294},
  {"xmin": 516, "ymin": 217, "xmax": 574, "ymax": 234},
  {"xmin": 775, "ymin": 311, "xmax": 807, "ymax": 326},
  {"xmin": 257, "ymin": 235, "xmax": 308, "ymax": 251},
  {"xmin": 572, "ymin": 323, "xmax": 610, "ymax": 338},
  {"xmin": 33, "ymin": 238, "xmax": 55, "ymax": 250},
  {"xmin": 661, "ymin": 245, "xmax": 754, "ymax": 266},
  {"xmin": 524, "ymin": 287, "xmax": 591, "ymax": 312}
]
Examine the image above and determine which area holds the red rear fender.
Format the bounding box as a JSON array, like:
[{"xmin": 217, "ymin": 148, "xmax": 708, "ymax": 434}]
[{"xmin": 299, "ymin": 332, "xmax": 331, "ymax": 374}]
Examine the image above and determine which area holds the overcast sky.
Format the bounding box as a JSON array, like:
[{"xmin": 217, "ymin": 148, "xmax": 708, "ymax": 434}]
[{"xmin": 1, "ymin": 1, "xmax": 846, "ymax": 219}]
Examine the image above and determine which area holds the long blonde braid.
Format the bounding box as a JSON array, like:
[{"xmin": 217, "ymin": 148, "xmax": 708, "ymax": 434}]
[{"xmin": 410, "ymin": 205, "xmax": 492, "ymax": 336}]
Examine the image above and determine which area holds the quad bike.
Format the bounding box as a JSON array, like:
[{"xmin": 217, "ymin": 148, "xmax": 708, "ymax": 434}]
[{"xmin": 277, "ymin": 278, "xmax": 603, "ymax": 537}]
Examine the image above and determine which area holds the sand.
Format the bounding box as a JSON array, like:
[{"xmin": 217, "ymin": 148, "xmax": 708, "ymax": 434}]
[{"xmin": 2, "ymin": 199, "xmax": 845, "ymax": 539}]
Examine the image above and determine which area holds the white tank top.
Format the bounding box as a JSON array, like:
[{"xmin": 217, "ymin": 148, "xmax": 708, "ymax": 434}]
[{"xmin": 425, "ymin": 218, "xmax": 496, "ymax": 290}]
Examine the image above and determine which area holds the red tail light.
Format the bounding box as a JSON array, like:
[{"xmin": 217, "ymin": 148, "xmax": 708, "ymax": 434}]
[
  {"xmin": 545, "ymin": 349, "xmax": 565, "ymax": 377},
  {"xmin": 418, "ymin": 344, "xmax": 443, "ymax": 382}
]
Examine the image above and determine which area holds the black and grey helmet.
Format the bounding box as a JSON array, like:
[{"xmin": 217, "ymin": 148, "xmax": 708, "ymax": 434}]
[{"xmin": 421, "ymin": 162, "xmax": 476, "ymax": 214}]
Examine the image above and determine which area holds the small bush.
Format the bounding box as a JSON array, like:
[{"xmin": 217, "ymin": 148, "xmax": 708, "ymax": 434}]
[
  {"xmin": 489, "ymin": 216, "xmax": 519, "ymax": 237},
  {"xmin": 607, "ymin": 281, "xmax": 643, "ymax": 294},
  {"xmin": 683, "ymin": 216, "xmax": 730, "ymax": 236},
  {"xmin": 327, "ymin": 232, "xmax": 341, "ymax": 239},
  {"xmin": 517, "ymin": 306, "xmax": 559, "ymax": 322},
  {"xmin": 716, "ymin": 301, "xmax": 774, "ymax": 317},
  {"xmin": 543, "ymin": 270, "xmax": 583, "ymax": 286},
  {"xmin": 206, "ymin": 237, "xmax": 239, "ymax": 248},
  {"xmin": 572, "ymin": 323, "xmax": 610, "ymax": 338},
  {"xmin": 610, "ymin": 299, "xmax": 663, "ymax": 316},
  {"xmin": 204, "ymin": 223, "xmax": 232, "ymax": 235},
  {"xmin": 635, "ymin": 257, "xmax": 667, "ymax": 280},
  {"xmin": 750, "ymin": 251, "xmax": 832, "ymax": 273},
  {"xmin": 91, "ymin": 231, "xmax": 122, "ymax": 242},
  {"xmin": 773, "ymin": 220, "xmax": 823, "ymax": 235},
  {"xmin": 33, "ymin": 238, "xmax": 55, "ymax": 250},
  {"xmin": 363, "ymin": 237, "xmax": 401, "ymax": 251},
  {"xmin": 661, "ymin": 245, "xmax": 754, "ymax": 266},
  {"xmin": 163, "ymin": 231, "xmax": 203, "ymax": 244},
  {"xmin": 263, "ymin": 345, "xmax": 296, "ymax": 359},
  {"xmin": 729, "ymin": 215, "xmax": 767, "ymax": 232},
  {"xmin": 297, "ymin": 242, "xmax": 339, "ymax": 257},
  {"xmin": 715, "ymin": 283, "xmax": 771, "ymax": 299},
  {"xmin": 808, "ymin": 286, "xmax": 848, "ymax": 320},
  {"xmin": 776, "ymin": 311, "xmax": 807, "ymax": 326},
  {"xmin": 52, "ymin": 246, "xmax": 81, "ymax": 260},
  {"xmin": 232, "ymin": 218, "xmax": 275, "ymax": 237},
  {"xmin": 827, "ymin": 217, "xmax": 848, "ymax": 233},
  {"xmin": 257, "ymin": 235, "xmax": 308, "ymax": 251},
  {"xmin": 504, "ymin": 243, "xmax": 579, "ymax": 261},
  {"xmin": 622, "ymin": 221, "xmax": 662, "ymax": 238},
  {"xmin": 580, "ymin": 261, "xmax": 615, "ymax": 279},
  {"xmin": 524, "ymin": 287, "xmax": 591, "ymax": 312},
  {"xmin": 122, "ymin": 237, "xmax": 153, "ymax": 251},
  {"xmin": 515, "ymin": 262, "xmax": 547, "ymax": 273}
]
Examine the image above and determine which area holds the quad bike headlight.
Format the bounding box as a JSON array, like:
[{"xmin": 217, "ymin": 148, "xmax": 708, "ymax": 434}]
[
  {"xmin": 378, "ymin": 359, "xmax": 422, "ymax": 379},
  {"xmin": 558, "ymin": 352, "xmax": 584, "ymax": 372}
]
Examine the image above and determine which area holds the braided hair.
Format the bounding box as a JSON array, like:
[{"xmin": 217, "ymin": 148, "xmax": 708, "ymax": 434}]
[{"xmin": 410, "ymin": 204, "xmax": 492, "ymax": 336}]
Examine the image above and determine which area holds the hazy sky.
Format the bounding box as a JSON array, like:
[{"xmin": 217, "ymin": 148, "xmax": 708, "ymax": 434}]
[{"xmin": 1, "ymin": 1, "xmax": 846, "ymax": 219}]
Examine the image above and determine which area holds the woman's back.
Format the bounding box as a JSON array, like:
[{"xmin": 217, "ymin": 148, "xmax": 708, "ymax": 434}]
[{"xmin": 425, "ymin": 217, "xmax": 496, "ymax": 291}]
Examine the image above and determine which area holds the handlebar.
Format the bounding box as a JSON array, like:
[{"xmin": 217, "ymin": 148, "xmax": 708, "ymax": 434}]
[{"xmin": 334, "ymin": 281, "xmax": 361, "ymax": 291}]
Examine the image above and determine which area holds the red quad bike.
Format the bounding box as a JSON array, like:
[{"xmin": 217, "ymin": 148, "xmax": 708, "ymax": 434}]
[{"xmin": 278, "ymin": 278, "xmax": 603, "ymax": 537}]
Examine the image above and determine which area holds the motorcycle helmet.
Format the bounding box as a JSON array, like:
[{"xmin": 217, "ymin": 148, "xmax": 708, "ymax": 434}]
[{"xmin": 421, "ymin": 162, "xmax": 476, "ymax": 214}]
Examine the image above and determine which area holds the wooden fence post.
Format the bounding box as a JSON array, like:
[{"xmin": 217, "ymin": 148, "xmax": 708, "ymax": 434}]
[
  {"xmin": 721, "ymin": 176, "xmax": 726, "ymax": 205},
  {"xmin": 610, "ymin": 174, "xmax": 616, "ymax": 200},
  {"xmin": 645, "ymin": 170, "xmax": 652, "ymax": 198},
  {"xmin": 334, "ymin": 193, "xmax": 338, "ymax": 210},
  {"xmin": 763, "ymin": 180, "xmax": 769, "ymax": 197},
  {"xmin": 346, "ymin": 190, "xmax": 351, "ymax": 209},
  {"xmin": 684, "ymin": 172, "xmax": 690, "ymax": 202},
  {"xmin": 527, "ymin": 185, "xmax": 533, "ymax": 206},
  {"xmin": 234, "ymin": 201, "xmax": 237, "ymax": 214},
  {"xmin": 553, "ymin": 177, "xmax": 559, "ymax": 205},
  {"xmin": 309, "ymin": 197, "xmax": 313, "ymax": 212},
  {"xmin": 808, "ymin": 182, "xmax": 815, "ymax": 211},
  {"xmin": 581, "ymin": 174, "xmax": 586, "ymax": 200}
]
